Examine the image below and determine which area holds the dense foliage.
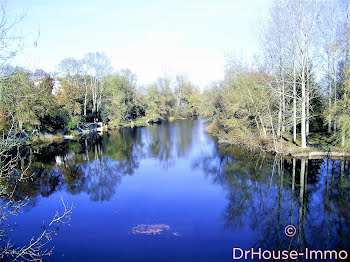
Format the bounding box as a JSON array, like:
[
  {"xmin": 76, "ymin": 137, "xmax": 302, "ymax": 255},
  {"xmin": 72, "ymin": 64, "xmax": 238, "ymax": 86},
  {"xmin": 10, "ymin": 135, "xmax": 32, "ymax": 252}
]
[{"xmin": 0, "ymin": 53, "xmax": 200, "ymax": 134}]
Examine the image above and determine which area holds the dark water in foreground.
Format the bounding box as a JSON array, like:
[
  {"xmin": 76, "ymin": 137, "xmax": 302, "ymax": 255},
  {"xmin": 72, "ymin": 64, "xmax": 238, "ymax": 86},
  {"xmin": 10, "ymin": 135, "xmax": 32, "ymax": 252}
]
[{"xmin": 1, "ymin": 120, "xmax": 349, "ymax": 261}]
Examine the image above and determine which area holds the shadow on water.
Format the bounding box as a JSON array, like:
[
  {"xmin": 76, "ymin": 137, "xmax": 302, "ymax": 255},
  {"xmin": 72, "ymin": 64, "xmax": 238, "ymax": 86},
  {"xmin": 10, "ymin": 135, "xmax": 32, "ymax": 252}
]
[{"xmin": 0, "ymin": 120, "xmax": 349, "ymax": 261}]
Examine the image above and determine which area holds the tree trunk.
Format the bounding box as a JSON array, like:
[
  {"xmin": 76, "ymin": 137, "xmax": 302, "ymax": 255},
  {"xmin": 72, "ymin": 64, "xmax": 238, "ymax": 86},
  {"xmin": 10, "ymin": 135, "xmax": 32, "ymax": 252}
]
[
  {"xmin": 306, "ymin": 55, "xmax": 310, "ymax": 137},
  {"xmin": 299, "ymin": 0, "xmax": 307, "ymax": 148},
  {"xmin": 278, "ymin": 97, "xmax": 282, "ymax": 137},
  {"xmin": 293, "ymin": 43, "xmax": 297, "ymax": 143},
  {"xmin": 328, "ymin": 51, "xmax": 332, "ymax": 133},
  {"xmin": 267, "ymin": 102, "xmax": 277, "ymax": 152},
  {"xmin": 333, "ymin": 55, "xmax": 337, "ymax": 133},
  {"xmin": 83, "ymin": 82, "xmax": 88, "ymax": 117},
  {"xmin": 301, "ymin": 63, "xmax": 307, "ymax": 148},
  {"xmin": 259, "ymin": 115, "xmax": 267, "ymax": 137},
  {"xmin": 281, "ymin": 58, "xmax": 285, "ymax": 134},
  {"xmin": 342, "ymin": 132, "xmax": 346, "ymax": 147}
]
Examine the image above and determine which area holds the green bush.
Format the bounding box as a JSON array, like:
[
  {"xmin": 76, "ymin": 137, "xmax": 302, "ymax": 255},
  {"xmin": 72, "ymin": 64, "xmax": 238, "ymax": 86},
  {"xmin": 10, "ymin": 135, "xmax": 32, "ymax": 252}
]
[
  {"xmin": 66, "ymin": 121, "xmax": 76, "ymax": 130},
  {"xmin": 27, "ymin": 135, "xmax": 40, "ymax": 145}
]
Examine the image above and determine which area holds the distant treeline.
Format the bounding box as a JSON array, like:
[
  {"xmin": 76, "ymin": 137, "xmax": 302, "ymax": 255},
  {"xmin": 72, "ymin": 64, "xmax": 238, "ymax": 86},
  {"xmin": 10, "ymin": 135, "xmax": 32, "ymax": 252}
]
[
  {"xmin": 1, "ymin": 0, "xmax": 350, "ymax": 154},
  {"xmin": 0, "ymin": 52, "xmax": 200, "ymax": 133}
]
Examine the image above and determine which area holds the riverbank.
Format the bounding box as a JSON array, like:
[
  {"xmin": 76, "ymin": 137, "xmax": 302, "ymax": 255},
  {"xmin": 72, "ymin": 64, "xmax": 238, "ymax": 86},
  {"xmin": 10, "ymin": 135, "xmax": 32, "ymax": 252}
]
[
  {"xmin": 25, "ymin": 120, "xmax": 145, "ymax": 146},
  {"xmin": 205, "ymin": 120, "xmax": 350, "ymax": 159},
  {"xmin": 24, "ymin": 117, "xmax": 192, "ymax": 147}
]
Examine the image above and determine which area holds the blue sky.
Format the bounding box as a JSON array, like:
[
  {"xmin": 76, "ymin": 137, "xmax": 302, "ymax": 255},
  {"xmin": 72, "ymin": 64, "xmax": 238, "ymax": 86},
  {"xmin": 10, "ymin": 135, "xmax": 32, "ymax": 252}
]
[{"xmin": 8, "ymin": 0, "xmax": 272, "ymax": 89}]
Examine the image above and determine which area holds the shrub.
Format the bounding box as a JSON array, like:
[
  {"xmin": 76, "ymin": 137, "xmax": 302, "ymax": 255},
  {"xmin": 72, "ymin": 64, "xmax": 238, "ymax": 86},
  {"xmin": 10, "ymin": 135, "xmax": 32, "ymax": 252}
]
[
  {"xmin": 66, "ymin": 121, "xmax": 76, "ymax": 130},
  {"xmin": 69, "ymin": 130, "xmax": 80, "ymax": 136}
]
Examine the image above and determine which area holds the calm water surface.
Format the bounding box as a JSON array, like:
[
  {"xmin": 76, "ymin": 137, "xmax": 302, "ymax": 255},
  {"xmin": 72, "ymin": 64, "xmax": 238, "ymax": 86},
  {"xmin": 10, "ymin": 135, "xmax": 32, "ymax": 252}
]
[{"xmin": 2, "ymin": 120, "xmax": 350, "ymax": 261}]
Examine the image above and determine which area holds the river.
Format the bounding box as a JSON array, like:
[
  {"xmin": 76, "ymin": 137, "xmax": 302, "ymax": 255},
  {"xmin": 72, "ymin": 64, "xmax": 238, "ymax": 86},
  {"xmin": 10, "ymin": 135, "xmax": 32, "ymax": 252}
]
[{"xmin": 1, "ymin": 120, "xmax": 349, "ymax": 261}]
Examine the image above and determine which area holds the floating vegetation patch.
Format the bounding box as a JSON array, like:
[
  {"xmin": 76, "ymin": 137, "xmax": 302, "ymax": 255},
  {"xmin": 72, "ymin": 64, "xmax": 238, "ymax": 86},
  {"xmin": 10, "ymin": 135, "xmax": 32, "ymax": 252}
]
[{"xmin": 132, "ymin": 224, "xmax": 170, "ymax": 235}]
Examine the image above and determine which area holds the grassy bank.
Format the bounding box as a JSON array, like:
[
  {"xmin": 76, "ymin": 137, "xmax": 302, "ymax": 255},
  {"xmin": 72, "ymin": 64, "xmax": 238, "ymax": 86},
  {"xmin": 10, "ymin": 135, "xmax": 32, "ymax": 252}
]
[{"xmin": 205, "ymin": 120, "xmax": 350, "ymax": 159}]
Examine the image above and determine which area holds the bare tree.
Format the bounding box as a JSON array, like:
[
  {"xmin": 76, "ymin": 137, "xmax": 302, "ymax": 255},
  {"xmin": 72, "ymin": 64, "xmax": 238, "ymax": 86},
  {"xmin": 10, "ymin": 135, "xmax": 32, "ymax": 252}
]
[
  {"xmin": 294, "ymin": 0, "xmax": 321, "ymax": 147},
  {"xmin": 0, "ymin": 4, "xmax": 25, "ymax": 71},
  {"xmin": 260, "ymin": 0, "xmax": 290, "ymax": 138},
  {"xmin": 0, "ymin": 195, "xmax": 73, "ymax": 261},
  {"xmin": 120, "ymin": 68, "xmax": 137, "ymax": 86},
  {"xmin": 83, "ymin": 52, "xmax": 113, "ymax": 122}
]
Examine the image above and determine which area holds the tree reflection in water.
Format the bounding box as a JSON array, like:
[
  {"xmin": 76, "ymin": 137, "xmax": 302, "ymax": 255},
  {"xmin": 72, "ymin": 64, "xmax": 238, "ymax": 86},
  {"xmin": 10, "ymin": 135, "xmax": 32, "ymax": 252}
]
[
  {"xmin": 1, "ymin": 120, "xmax": 349, "ymax": 259},
  {"xmin": 2, "ymin": 128, "xmax": 143, "ymax": 204},
  {"xmin": 2, "ymin": 121, "xmax": 197, "ymax": 206},
  {"xmin": 144, "ymin": 121, "xmax": 194, "ymax": 169},
  {"xmin": 193, "ymin": 143, "xmax": 350, "ymax": 254},
  {"xmin": 146, "ymin": 124, "xmax": 175, "ymax": 168}
]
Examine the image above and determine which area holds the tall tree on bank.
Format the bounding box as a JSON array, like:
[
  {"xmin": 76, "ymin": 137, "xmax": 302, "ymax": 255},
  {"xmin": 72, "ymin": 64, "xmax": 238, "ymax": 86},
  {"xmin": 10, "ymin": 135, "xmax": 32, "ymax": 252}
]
[
  {"xmin": 261, "ymin": 0, "xmax": 290, "ymax": 139},
  {"xmin": 83, "ymin": 52, "xmax": 112, "ymax": 122},
  {"xmin": 338, "ymin": 1, "xmax": 350, "ymax": 147},
  {"xmin": 295, "ymin": 0, "xmax": 320, "ymax": 148},
  {"xmin": 320, "ymin": 1, "xmax": 341, "ymax": 134}
]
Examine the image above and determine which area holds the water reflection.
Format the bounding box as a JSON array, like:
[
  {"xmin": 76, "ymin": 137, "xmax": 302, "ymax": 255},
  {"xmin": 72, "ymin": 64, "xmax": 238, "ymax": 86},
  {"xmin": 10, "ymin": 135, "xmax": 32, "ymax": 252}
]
[
  {"xmin": 145, "ymin": 120, "xmax": 194, "ymax": 168},
  {"xmin": 0, "ymin": 120, "xmax": 349, "ymax": 261},
  {"xmin": 2, "ymin": 122, "xmax": 198, "ymax": 203},
  {"xmin": 194, "ymin": 142, "xmax": 350, "ymax": 256}
]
